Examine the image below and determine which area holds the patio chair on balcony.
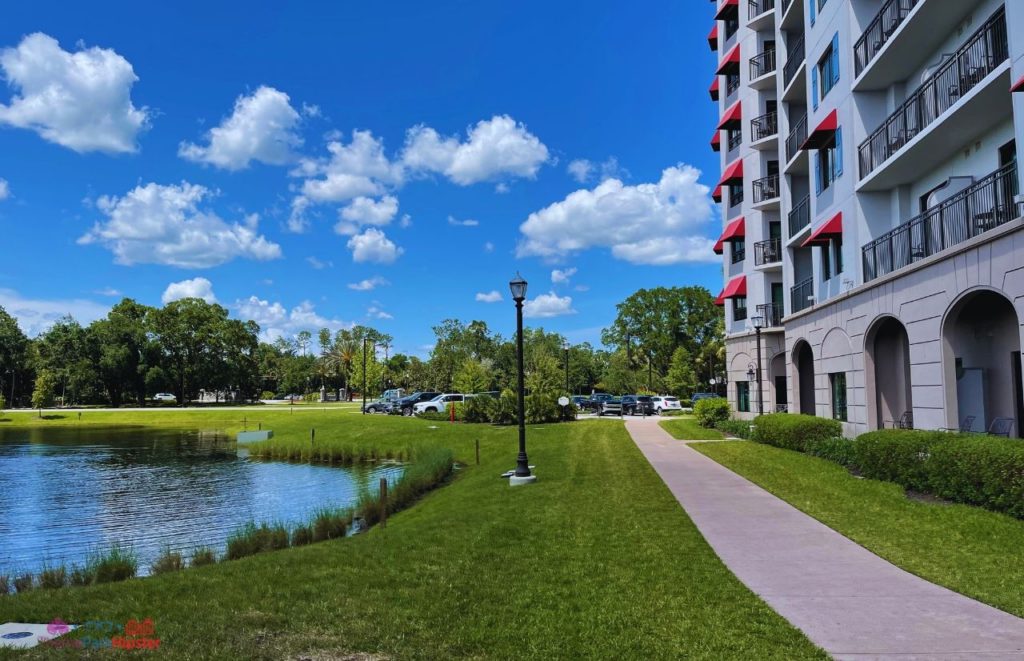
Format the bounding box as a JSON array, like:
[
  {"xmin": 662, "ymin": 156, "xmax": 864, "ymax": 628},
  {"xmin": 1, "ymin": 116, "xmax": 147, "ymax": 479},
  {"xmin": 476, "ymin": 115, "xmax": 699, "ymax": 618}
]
[
  {"xmin": 987, "ymin": 417, "xmax": 1015, "ymax": 438},
  {"xmin": 940, "ymin": 415, "xmax": 976, "ymax": 433},
  {"xmin": 885, "ymin": 411, "xmax": 914, "ymax": 429}
]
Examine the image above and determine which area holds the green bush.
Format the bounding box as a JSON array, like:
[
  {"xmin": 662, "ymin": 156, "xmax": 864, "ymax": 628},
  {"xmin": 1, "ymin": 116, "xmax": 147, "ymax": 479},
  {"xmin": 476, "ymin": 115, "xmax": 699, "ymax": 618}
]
[
  {"xmin": 90, "ymin": 545, "xmax": 138, "ymax": 584},
  {"xmin": 0, "ymin": 575, "xmax": 9, "ymax": 595},
  {"xmin": 924, "ymin": 434, "xmax": 1024, "ymax": 518},
  {"xmin": 226, "ymin": 523, "xmax": 290, "ymax": 560},
  {"xmin": 525, "ymin": 392, "xmax": 560, "ymax": 424},
  {"xmin": 805, "ymin": 436, "xmax": 856, "ymax": 467},
  {"xmin": 752, "ymin": 413, "xmax": 842, "ymax": 452},
  {"xmin": 38, "ymin": 564, "xmax": 67, "ymax": 589},
  {"xmin": 852, "ymin": 430, "xmax": 946, "ymax": 491},
  {"xmin": 716, "ymin": 419, "xmax": 753, "ymax": 439},
  {"xmin": 693, "ymin": 398, "xmax": 731, "ymax": 428},
  {"xmin": 660, "ymin": 409, "xmax": 686, "ymax": 418},
  {"xmin": 190, "ymin": 547, "xmax": 217, "ymax": 568},
  {"xmin": 69, "ymin": 565, "xmax": 94, "ymax": 586},
  {"xmin": 291, "ymin": 524, "xmax": 314, "ymax": 546},
  {"xmin": 260, "ymin": 390, "xmax": 276, "ymax": 400},
  {"xmin": 491, "ymin": 389, "xmax": 519, "ymax": 425},
  {"xmin": 13, "ymin": 573, "xmax": 33, "ymax": 593},
  {"xmin": 150, "ymin": 549, "xmax": 184, "ymax": 575},
  {"xmin": 678, "ymin": 399, "xmax": 692, "ymax": 409},
  {"xmin": 463, "ymin": 395, "xmax": 497, "ymax": 423}
]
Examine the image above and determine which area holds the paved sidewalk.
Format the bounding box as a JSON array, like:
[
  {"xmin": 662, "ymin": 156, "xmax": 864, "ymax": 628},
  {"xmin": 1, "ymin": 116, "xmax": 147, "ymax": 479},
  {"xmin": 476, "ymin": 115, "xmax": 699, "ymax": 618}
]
[{"xmin": 626, "ymin": 417, "xmax": 1024, "ymax": 660}]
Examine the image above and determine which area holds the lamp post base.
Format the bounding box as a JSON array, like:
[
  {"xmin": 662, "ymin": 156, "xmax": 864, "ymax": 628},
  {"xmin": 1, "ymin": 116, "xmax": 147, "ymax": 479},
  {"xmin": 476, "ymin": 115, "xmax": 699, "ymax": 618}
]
[{"xmin": 509, "ymin": 474, "xmax": 538, "ymax": 487}]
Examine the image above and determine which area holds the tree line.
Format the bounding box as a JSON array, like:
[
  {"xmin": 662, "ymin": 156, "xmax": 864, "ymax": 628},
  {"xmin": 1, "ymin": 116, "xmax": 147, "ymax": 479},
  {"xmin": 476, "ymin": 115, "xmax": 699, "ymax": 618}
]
[{"xmin": 0, "ymin": 285, "xmax": 723, "ymax": 408}]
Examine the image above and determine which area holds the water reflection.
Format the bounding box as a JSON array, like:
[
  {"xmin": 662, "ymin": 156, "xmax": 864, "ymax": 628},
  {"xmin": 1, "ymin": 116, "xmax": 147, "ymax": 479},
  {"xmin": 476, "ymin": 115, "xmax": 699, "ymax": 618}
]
[{"xmin": 0, "ymin": 427, "xmax": 403, "ymax": 575}]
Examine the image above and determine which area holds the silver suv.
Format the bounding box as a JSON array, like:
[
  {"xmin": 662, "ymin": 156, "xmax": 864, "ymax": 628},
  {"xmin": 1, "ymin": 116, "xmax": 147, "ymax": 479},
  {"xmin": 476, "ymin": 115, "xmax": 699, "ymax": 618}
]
[{"xmin": 597, "ymin": 397, "xmax": 622, "ymax": 417}]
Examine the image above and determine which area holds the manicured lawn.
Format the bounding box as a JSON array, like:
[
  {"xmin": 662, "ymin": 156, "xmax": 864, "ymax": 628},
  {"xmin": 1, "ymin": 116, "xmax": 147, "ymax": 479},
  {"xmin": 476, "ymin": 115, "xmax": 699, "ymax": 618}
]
[
  {"xmin": 659, "ymin": 416, "xmax": 724, "ymax": 441},
  {"xmin": 693, "ymin": 440, "xmax": 1024, "ymax": 618},
  {"xmin": 0, "ymin": 413, "xmax": 822, "ymax": 659}
]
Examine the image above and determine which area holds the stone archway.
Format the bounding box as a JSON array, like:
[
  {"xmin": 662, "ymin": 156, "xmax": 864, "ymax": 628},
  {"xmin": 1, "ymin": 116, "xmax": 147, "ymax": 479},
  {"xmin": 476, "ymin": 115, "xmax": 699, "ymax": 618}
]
[
  {"xmin": 942, "ymin": 289, "xmax": 1023, "ymax": 436},
  {"xmin": 792, "ymin": 340, "xmax": 815, "ymax": 415},
  {"xmin": 865, "ymin": 316, "xmax": 913, "ymax": 430}
]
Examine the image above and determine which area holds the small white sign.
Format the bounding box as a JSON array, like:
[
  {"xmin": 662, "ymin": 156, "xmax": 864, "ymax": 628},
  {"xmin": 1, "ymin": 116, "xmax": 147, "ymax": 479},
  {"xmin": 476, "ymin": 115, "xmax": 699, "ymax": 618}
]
[
  {"xmin": 558, "ymin": 396, "xmax": 570, "ymax": 406},
  {"xmin": 0, "ymin": 622, "xmax": 78, "ymax": 649}
]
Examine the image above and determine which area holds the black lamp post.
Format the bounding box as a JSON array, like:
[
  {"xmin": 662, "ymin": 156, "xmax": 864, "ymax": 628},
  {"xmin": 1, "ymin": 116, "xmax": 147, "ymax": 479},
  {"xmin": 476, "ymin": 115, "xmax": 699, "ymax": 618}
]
[
  {"xmin": 5, "ymin": 369, "xmax": 13, "ymax": 409},
  {"xmin": 510, "ymin": 273, "xmax": 533, "ymax": 482},
  {"xmin": 361, "ymin": 337, "xmax": 374, "ymax": 415},
  {"xmin": 563, "ymin": 340, "xmax": 570, "ymax": 394},
  {"xmin": 751, "ymin": 314, "xmax": 765, "ymax": 416}
]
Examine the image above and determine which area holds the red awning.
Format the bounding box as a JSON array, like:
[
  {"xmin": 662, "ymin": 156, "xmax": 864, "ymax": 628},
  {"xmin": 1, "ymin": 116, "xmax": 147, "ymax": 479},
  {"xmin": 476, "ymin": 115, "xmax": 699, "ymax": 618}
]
[
  {"xmin": 712, "ymin": 217, "xmax": 743, "ymax": 254},
  {"xmin": 717, "ymin": 158, "xmax": 744, "ymax": 186},
  {"xmin": 722, "ymin": 275, "xmax": 747, "ymax": 299},
  {"xmin": 1012, "ymin": 75, "xmax": 1024, "ymax": 93},
  {"xmin": 716, "ymin": 44, "xmax": 741, "ymax": 75},
  {"xmin": 708, "ymin": 25, "xmax": 718, "ymax": 51},
  {"xmin": 712, "ymin": 184, "xmax": 722, "ymax": 203},
  {"xmin": 714, "ymin": 0, "xmax": 739, "ymax": 21},
  {"xmin": 711, "ymin": 131, "xmax": 721, "ymax": 152},
  {"xmin": 709, "ymin": 77, "xmax": 720, "ymax": 101},
  {"xmin": 802, "ymin": 212, "xmax": 843, "ymax": 247},
  {"xmin": 714, "ymin": 290, "xmax": 725, "ymax": 306},
  {"xmin": 800, "ymin": 110, "xmax": 838, "ymax": 150},
  {"xmin": 717, "ymin": 100, "xmax": 742, "ymax": 130}
]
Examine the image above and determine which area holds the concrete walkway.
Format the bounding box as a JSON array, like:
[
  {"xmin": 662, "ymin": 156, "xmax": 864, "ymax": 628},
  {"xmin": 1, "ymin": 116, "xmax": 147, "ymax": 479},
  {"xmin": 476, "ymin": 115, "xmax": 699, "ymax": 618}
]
[{"xmin": 626, "ymin": 417, "xmax": 1024, "ymax": 660}]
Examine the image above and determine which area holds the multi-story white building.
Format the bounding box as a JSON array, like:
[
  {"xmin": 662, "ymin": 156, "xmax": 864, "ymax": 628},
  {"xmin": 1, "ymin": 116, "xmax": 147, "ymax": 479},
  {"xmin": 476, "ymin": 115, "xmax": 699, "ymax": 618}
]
[{"xmin": 711, "ymin": 0, "xmax": 1024, "ymax": 437}]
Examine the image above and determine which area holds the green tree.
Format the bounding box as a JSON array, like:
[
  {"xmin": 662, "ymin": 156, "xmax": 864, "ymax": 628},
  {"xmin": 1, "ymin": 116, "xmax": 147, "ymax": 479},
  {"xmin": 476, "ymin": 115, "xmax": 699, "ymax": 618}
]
[
  {"xmin": 33, "ymin": 316, "xmax": 101, "ymax": 405},
  {"xmin": 453, "ymin": 359, "xmax": 493, "ymax": 394},
  {"xmin": 666, "ymin": 346, "xmax": 698, "ymax": 398},
  {"xmin": 90, "ymin": 298, "xmax": 154, "ymax": 406},
  {"xmin": 0, "ymin": 305, "xmax": 30, "ymax": 406},
  {"xmin": 31, "ymin": 368, "xmax": 57, "ymax": 412}
]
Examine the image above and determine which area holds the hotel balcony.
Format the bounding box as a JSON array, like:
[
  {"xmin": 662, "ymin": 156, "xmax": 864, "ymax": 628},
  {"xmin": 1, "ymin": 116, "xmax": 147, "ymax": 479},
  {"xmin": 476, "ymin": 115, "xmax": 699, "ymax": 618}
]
[
  {"xmin": 856, "ymin": 7, "xmax": 1009, "ymax": 191},
  {"xmin": 754, "ymin": 238, "xmax": 782, "ymax": 267},
  {"xmin": 750, "ymin": 48, "xmax": 777, "ymax": 90},
  {"xmin": 757, "ymin": 302, "xmax": 784, "ymax": 327},
  {"xmin": 752, "ymin": 174, "xmax": 780, "ymax": 210},
  {"xmin": 791, "ymin": 276, "xmax": 814, "ymax": 314},
  {"xmin": 748, "ymin": 0, "xmax": 775, "ymax": 31},
  {"xmin": 784, "ymin": 113, "xmax": 808, "ymax": 173},
  {"xmin": 787, "ymin": 195, "xmax": 810, "ymax": 241},
  {"xmin": 751, "ymin": 110, "xmax": 778, "ymax": 149},
  {"xmin": 862, "ymin": 162, "xmax": 1021, "ymax": 282}
]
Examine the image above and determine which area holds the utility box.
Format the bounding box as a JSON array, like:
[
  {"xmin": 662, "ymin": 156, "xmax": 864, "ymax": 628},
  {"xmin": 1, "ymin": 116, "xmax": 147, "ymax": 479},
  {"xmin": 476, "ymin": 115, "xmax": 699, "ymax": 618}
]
[{"xmin": 237, "ymin": 430, "xmax": 273, "ymax": 443}]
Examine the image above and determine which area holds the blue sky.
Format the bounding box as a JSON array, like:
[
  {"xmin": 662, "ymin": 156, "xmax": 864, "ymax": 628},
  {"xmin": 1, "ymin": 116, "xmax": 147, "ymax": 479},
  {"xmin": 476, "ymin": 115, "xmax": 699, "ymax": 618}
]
[{"xmin": 0, "ymin": 0, "xmax": 721, "ymax": 356}]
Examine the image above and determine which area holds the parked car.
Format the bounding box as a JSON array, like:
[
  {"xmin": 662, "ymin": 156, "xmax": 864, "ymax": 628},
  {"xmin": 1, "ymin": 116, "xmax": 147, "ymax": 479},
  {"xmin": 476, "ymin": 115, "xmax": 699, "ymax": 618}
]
[
  {"xmin": 651, "ymin": 396, "xmax": 683, "ymax": 414},
  {"xmin": 621, "ymin": 395, "xmax": 655, "ymax": 416},
  {"xmin": 584, "ymin": 393, "xmax": 613, "ymax": 412},
  {"xmin": 362, "ymin": 399, "xmax": 387, "ymax": 414},
  {"xmin": 387, "ymin": 391, "xmax": 442, "ymax": 416},
  {"xmin": 154, "ymin": 393, "xmax": 176, "ymax": 402},
  {"xmin": 570, "ymin": 395, "xmax": 590, "ymax": 409},
  {"xmin": 691, "ymin": 392, "xmax": 718, "ymax": 403},
  {"xmin": 413, "ymin": 393, "xmax": 470, "ymax": 415},
  {"xmin": 596, "ymin": 397, "xmax": 622, "ymax": 417}
]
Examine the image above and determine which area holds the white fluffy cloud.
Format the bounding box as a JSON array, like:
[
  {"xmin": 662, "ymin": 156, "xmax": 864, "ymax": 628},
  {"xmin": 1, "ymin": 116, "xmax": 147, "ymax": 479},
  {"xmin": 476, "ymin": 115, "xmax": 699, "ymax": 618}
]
[
  {"xmin": 348, "ymin": 276, "xmax": 389, "ymax": 291},
  {"xmin": 346, "ymin": 228, "xmax": 403, "ymax": 264},
  {"xmin": 162, "ymin": 277, "xmax": 217, "ymax": 304},
  {"xmin": 0, "ymin": 179, "xmax": 8, "ymax": 200},
  {"xmin": 475, "ymin": 290, "xmax": 503, "ymax": 303},
  {"xmin": 402, "ymin": 115, "xmax": 549, "ymax": 185},
  {"xmin": 297, "ymin": 130, "xmax": 403, "ymax": 203},
  {"xmin": 447, "ymin": 215, "xmax": 479, "ymax": 227},
  {"xmin": 551, "ymin": 267, "xmax": 577, "ymax": 284},
  {"xmin": 567, "ymin": 157, "xmax": 629, "ymax": 184},
  {"xmin": 0, "ymin": 287, "xmax": 109, "ymax": 337},
  {"xmin": 524, "ymin": 291, "xmax": 576, "ymax": 318},
  {"xmin": 234, "ymin": 296, "xmax": 352, "ymax": 342},
  {"xmin": 339, "ymin": 195, "xmax": 398, "ymax": 228},
  {"xmin": 79, "ymin": 182, "xmax": 282, "ymax": 268},
  {"xmin": 179, "ymin": 86, "xmax": 302, "ymax": 170},
  {"xmin": 367, "ymin": 305, "xmax": 393, "ymax": 320},
  {"xmin": 567, "ymin": 159, "xmax": 593, "ymax": 183},
  {"xmin": 517, "ymin": 165, "xmax": 717, "ymax": 265},
  {"xmin": 0, "ymin": 33, "xmax": 148, "ymax": 153}
]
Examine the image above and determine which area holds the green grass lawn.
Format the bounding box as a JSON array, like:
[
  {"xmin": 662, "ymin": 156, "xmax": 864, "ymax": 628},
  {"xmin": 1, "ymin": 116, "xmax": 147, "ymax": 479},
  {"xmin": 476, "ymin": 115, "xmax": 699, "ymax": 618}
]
[
  {"xmin": 693, "ymin": 440, "xmax": 1024, "ymax": 618},
  {"xmin": 0, "ymin": 412, "xmax": 823, "ymax": 659},
  {"xmin": 659, "ymin": 416, "xmax": 724, "ymax": 441}
]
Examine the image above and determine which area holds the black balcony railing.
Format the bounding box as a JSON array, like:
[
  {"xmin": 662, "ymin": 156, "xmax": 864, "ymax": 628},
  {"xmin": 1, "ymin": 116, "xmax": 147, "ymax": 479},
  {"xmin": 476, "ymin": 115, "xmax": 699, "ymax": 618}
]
[
  {"xmin": 757, "ymin": 302, "xmax": 783, "ymax": 327},
  {"xmin": 786, "ymin": 113, "xmax": 807, "ymax": 162},
  {"xmin": 858, "ymin": 8, "xmax": 1008, "ymax": 179},
  {"xmin": 727, "ymin": 74, "xmax": 741, "ymax": 96},
  {"xmin": 862, "ymin": 162, "xmax": 1021, "ymax": 282},
  {"xmin": 753, "ymin": 174, "xmax": 780, "ymax": 204},
  {"xmin": 731, "ymin": 243, "xmax": 746, "ymax": 264},
  {"xmin": 788, "ymin": 195, "xmax": 810, "ymax": 236},
  {"xmin": 727, "ymin": 129, "xmax": 742, "ymax": 151},
  {"xmin": 751, "ymin": 111, "xmax": 778, "ymax": 142},
  {"xmin": 854, "ymin": 0, "xmax": 920, "ymax": 77},
  {"xmin": 783, "ymin": 34, "xmax": 805, "ymax": 89},
  {"xmin": 754, "ymin": 238, "xmax": 782, "ymax": 266},
  {"xmin": 791, "ymin": 277, "xmax": 814, "ymax": 314},
  {"xmin": 750, "ymin": 49, "xmax": 777, "ymax": 80},
  {"xmin": 749, "ymin": 0, "xmax": 775, "ymax": 20}
]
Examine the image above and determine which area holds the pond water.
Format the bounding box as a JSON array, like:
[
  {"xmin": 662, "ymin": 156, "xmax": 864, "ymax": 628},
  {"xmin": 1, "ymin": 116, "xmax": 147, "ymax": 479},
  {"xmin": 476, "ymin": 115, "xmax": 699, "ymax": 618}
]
[{"xmin": 0, "ymin": 427, "xmax": 404, "ymax": 576}]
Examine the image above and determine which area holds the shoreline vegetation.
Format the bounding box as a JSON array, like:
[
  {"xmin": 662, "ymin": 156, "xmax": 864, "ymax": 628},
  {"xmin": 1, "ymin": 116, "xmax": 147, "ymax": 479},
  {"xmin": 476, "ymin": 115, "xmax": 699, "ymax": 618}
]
[{"xmin": 0, "ymin": 411, "xmax": 824, "ymax": 659}]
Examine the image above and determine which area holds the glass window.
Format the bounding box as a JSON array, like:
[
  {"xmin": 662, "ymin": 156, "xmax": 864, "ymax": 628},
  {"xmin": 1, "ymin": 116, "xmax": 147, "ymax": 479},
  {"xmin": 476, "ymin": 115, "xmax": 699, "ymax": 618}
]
[
  {"xmin": 737, "ymin": 381, "xmax": 750, "ymax": 413},
  {"xmin": 829, "ymin": 373, "xmax": 847, "ymax": 421},
  {"xmin": 822, "ymin": 244, "xmax": 832, "ymax": 280},
  {"xmin": 833, "ymin": 236, "xmax": 844, "ymax": 274},
  {"xmin": 733, "ymin": 296, "xmax": 748, "ymax": 322},
  {"xmin": 815, "ymin": 129, "xmax": 843, "ymax": 194},
  {"xmin": 817, "ymin": 35, "xmax": 840, "ymax": 101},
  {"xmin": 724, "ymin": 17, "xmax": 739, "ymax": 39},
  {"xmin": 729, "ymin": 182, "xmax": 744, "ymax": 206}
]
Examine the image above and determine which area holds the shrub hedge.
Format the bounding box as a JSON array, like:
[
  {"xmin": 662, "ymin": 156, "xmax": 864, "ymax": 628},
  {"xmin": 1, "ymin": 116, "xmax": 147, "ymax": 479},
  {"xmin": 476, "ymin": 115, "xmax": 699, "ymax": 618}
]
[
  {"xmin": 752, "ymin": 413, "xmax": 843, "ymax": 452},
  {"xmin": 851, "ymin": 430, "xmax": 946, "ymax": 491},
  {"xmin": 716, "ymin": 419, "xmax": 753, "ymax": 439},
  {"xmin": 694, "ymin": 398, "xmax": 731, "ymax": 428}
]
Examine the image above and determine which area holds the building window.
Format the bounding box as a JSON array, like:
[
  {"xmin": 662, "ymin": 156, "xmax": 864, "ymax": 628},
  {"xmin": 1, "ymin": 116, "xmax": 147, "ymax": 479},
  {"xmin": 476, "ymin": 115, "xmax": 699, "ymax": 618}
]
[
  {"xmin": 829, "ymin": 372, "xmax": 847, "ymax": 421},
  {"xmin": 813, "ymin": 34, "xmax": 840, "ymax": 108},
  {"xmin": 815, "ymin": 129, "xmax": 843, "ymax": 194},
  {"xmin": 728, "ymin": 128, "xmax": 742, "ymax": 151},
  {"xmin": 737, "ymin": 381, "xmax": 751, "ymax": 412},
  {"xmin": 833, "ymin": 236, "xmax": 843, "ymax": 274},
  {"xmin": 729, "ymin": 182, "xmax": 744, "ymax": 206},
  {"xmin": 726, "ymin": 73, "xmax": 741, "ymax": 95},
  {"xmin": 731, "ymin": 238, "xmax": 746, "ymax": 264},
  {"xmin": 733, "ymin": 296, "xmax": 748, "ymax": 322},
  {"xmin": 724, "ymin": 17, "xmax": 739, "ymax": 39},
  {"xmin": 822, "ymin": 243, "xmax": 832, "ymax": 280}
]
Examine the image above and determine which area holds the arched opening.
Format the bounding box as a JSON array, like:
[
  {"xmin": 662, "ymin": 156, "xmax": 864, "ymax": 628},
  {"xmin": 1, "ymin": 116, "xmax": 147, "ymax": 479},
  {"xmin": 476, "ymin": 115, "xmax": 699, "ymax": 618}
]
[
  {"xmin": 942, "ymin": 290, "xmax": 1023, "ymax": 436},
  {"xmin": 865, "ymin": 317, "xmax": 913, "ymax": 430},
  {"xmin": 769, "ymin": 353, "xmax": 787, "ymax": 412},
  {"xmin": 792, "ymin": 340, "xmax": 815, "ymax": 415}
]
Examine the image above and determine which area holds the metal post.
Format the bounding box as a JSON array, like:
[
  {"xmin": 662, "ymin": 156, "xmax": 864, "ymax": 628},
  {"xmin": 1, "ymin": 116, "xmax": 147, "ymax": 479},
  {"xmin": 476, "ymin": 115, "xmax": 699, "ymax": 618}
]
[
  {"xmin": 564, "ymin": 346, "xmax": 570, "ymax": 393},
  {"xmin": 362, "ymin": 338, "xmax": 368, "ymax": 415},
  {"xmin": 755, "ymin": 325, "xmax": 764, "ymax": 416},
  {"xmin": 514, "ymin": 298, "xmax": 530, "ymax": 478}
]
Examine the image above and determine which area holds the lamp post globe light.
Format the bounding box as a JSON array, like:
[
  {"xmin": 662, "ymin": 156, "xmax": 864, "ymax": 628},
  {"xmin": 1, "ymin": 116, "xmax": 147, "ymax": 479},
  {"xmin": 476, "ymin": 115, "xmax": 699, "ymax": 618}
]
[
  {"xmin": 563, "ymin": 340, "xmax": 571, "ymax": 394},
  {"xmin": 509, "ymin": 273, "xmax": 536, "ymax": 486},
  {"xmin": 751, "ymin": 314, "xmax": 765, "ymax": 416}
]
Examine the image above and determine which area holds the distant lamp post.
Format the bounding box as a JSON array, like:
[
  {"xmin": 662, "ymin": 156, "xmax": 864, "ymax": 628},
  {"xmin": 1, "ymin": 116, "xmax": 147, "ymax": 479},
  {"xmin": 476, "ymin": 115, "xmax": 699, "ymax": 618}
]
[
  {"xmin": 509, "ymin": 273, "xmax": 536, "ymax": 486},
  {"xmin": 361, "ymin": 337, "xmax": 375, "ymax": 415},
  {"xmin": 751, "ymin": 314, "xmax": 765, "ymax": 416},
  {"xmin": 563, "ymin": 340, "xmax": 571, "ymax": 394}
]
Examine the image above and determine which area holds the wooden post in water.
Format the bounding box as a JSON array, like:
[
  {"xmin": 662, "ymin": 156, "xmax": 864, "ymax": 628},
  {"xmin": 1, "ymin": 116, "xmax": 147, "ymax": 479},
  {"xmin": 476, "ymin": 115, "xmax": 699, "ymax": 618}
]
[
  {"xmin": 379, "ymin": 477, "xmax": 388, "ymax": 528},
  {"xmin": 243, "ymin": 416, "xmax": 247, "ymax": 430},
  {"xmin": 258, "ymin": 422, "xmax": 262, "ymax": 431},
  {"xmin": 476, "ymin": 439, "xmax": 480, "ymax": 465}
]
